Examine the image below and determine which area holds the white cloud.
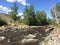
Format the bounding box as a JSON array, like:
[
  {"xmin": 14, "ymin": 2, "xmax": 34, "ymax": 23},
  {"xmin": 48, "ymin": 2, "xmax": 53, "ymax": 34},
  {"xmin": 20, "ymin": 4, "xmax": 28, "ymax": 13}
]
[
  {"xmin": 17, "ymin": 13, "xmax": 24, "ymax": 19},
  {"xmin": 17, "ymin": 0, "xmax": 26, "ymax": 6},
  {"xmin": 0, "ymin": 5, "xmax": 11, "ymax": 13},
  {"xmin": 6, "ymin": 0, "xmax": 30, "ymax": 6},
  {"xmin": 18, "ymin": 13, "xmax": 23, "ymax": 15},
  {"xmin": 0, "ymin": 5, "xmax": 3, "ymax": 9},
  {"xmin": 17, "ymin": 0, "xmax": 30, "ymax": 6},
  {"xmin": 17, "ymin": 0, "xmax": 23, "ymax": 2},
  {"xmin": 6, "ymin": 0, "xmax": 16, "ymax": 2},
  {"xmin": 3, "ymin": 7, "xmax": 8, "ymax": 11},
  {"xmin": 21, "ymin": 1, "xmax": 27, "ymax": 6}
]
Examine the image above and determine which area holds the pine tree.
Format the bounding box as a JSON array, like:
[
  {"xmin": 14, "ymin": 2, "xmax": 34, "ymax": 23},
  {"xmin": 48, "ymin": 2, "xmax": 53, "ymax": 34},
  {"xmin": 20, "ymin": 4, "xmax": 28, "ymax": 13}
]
[
  {"xmin": 36, "ymin": 11, "xmax": 47, "ymax": 25},
  {"xmin": 23, "ymin": 5, "xmax": 37, "ymax": 25},
  {"xmin": 23, "ymin": 5, "xmax": 30, "ymax": 25},
  {"xmin": 9, "ymin": 2, "xmax": 18, "ymax": 22},
  {"xmin": 28, "ymin": 5, "xmax": 37, "ymax": 25}
]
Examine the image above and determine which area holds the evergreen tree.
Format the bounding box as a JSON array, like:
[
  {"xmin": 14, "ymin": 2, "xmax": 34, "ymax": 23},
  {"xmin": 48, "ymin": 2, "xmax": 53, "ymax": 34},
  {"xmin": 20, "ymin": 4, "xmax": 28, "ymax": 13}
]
[
  {"xmin": 23, "ymin": 6, "xmax": 29, "ymax": 25},
  {"xmin": 9, "ymin": 2, "xmax": 18, "ymax": 22},
  {"xmin": 47, "ymin": 18, "xmax": 55, "ymax": 25},
  {"xmin": 29, "ymin": 5, "xmax": 37, "ymax": 25},
  {"xmin": 36, "ymin": 11, "xmax": 47, "ymax": 25},
  {"xmin": 23, "ymin": 5, "xmax": 37, "ymax": 25}
]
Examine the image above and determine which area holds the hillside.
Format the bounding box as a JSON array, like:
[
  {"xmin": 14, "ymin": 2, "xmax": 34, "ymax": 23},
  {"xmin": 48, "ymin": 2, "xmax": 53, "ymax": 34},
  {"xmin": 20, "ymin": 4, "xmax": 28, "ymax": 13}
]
[{"xmin": 0, "ymin": 13, "xmax": 11, "ymax": 23}]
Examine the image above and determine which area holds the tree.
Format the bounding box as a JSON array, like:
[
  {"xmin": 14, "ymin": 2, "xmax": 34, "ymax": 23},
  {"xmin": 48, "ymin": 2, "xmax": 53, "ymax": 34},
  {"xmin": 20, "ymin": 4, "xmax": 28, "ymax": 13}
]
[
  {"xmin": 9, "ymin": 2, "xmax": 18, "ymax": 22},
  {"xmin": 36, "ymin": 11, "xmax": 47, "ymax": 25},
  {"xmin": 51, "ymin": 3, "xmax": 60, "ymax": 18},
  {"xmin": 23, "ymin": 5, "xmax": 37, "ymax": 25},
  {"xmin": 23, "ymin": 5, "xmax": 29, "ymax": 25},
  {"xmin": 47, "ymin": 18, "xmax": 55, "ymax": 25},
  {"xmin": 51, "ymin": 3, "xmax": 60, "ymax": 25},
  {"xmin": 28, "ymin": 5, "xmax": 37, "ymax": 25},
  {"xmin": 17, "ymin": 16, "xmax": 22, "ymax": 23},
  {"xmin": 36, "ymin": 11, "xmax": 41, "ymax": 25}
]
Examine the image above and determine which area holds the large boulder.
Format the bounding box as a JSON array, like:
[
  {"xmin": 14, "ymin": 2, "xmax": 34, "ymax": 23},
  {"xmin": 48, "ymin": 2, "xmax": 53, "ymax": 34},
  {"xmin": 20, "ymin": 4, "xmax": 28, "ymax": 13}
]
[
  {"xmin": 21, "ymin": 39, "xmax": 39, "ymax": 45},
  {"xmin": 0, "ymin": 36, "xmax": 5, "ymax": 41},
  {"xmin": 25, "ymin": 34, "xmax": 36, "ymax": 39}
]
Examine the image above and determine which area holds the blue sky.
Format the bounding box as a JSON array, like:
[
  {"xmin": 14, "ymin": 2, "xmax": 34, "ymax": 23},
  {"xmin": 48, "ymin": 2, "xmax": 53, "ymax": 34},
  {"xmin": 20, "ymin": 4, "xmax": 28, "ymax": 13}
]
[{"xmin": 0, "ymin": 0, "xmax": 60, "ymax": 18}]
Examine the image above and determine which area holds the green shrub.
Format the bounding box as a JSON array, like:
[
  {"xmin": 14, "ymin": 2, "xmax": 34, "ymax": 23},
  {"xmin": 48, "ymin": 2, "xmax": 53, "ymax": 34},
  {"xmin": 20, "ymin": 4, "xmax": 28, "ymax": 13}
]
[
  {"xmin": 47, "ymin": 18, "xmax": 55, "ymax": 25},
  {"xmin": 0, "ymin": 19, "xmax": 7, "ymax": 26}
]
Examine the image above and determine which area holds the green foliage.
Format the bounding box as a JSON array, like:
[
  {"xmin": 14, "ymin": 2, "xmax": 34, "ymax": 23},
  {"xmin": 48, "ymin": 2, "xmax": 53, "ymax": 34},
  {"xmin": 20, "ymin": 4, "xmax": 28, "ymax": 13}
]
[
  {"xmin": 23, "ymin": 5, "xmax": 48, "ymax": 26},
  {"xmin": 0, "ymin": 19, "xmax": 7, "ymax": 26},
  {"xmin": 55, "ymin": 3, "xmax": 60, "ymax": 12},
  {"xmin": 47, "ymin": 18, "xmax": 55, "ymax": 25},
  {"xmin": 36, "ymin": 11, "xmax": 47, "ymax": 25},
  {"xmin": 17, "ymin": 16, "xmax": 22, "ymax": 23},
  {"xmin": 51, "ymin": 3, "xmax": 60, "ymax": 18},
  {"xmin": 51, "ymin": 9, "xmax": 55, "ymax": 18},
  {"xmin": 51, "ymin": 3, "xmax": 60, "ymax": 26},
  {"xmin": 8, "ymin": 3, "xmax": 54, "ymax": 26},
  {"xmin": 44, "ymin": 35, "xmax": 52, "ymax": 44},
  {"xmin": 9, "ymin": 2, "xmax": 18, "ymax": 22},
  {"xmin": 28, "ymin": 5, "xmax": 38, "ymax": 25},
  {"xmin": 23, "ymin": 6, "xmax": 29, "ymax": 25},
  {"xmin": 23, "ymin": 5, "xmax": 38, "ymax": 26}
]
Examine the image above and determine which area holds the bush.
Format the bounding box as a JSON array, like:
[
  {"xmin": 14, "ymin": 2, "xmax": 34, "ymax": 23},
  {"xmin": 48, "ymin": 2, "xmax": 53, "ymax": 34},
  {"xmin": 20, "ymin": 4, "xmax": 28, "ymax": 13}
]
[
  {"xmin": 47, "ymin": 18, "xmax": 55, "ymax": 25},
  {"xmin": 36, "ymin": 11, "xmax": 47, "ymax": 26},
  {"xmin": 0, "ymin": 19, "xmax": 7, "ymax": 26}
]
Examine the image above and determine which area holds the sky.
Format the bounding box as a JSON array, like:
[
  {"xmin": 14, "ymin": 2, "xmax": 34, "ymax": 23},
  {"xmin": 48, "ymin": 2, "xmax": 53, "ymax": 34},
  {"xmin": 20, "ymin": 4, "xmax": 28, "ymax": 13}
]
[{"xmin": 0, "ymin": 0, "xmax": 60, "ymax": 19}]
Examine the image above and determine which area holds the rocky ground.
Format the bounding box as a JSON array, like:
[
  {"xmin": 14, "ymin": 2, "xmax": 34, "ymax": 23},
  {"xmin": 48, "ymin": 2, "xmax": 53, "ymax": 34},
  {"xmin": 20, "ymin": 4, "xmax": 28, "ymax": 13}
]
[
  {"xmin": 41, "ymin": 27, "xmax": 60, "ymax": 45},
  {"xmin": 0, "ymin": 26, "xmax": 54, "ymax": 45}
]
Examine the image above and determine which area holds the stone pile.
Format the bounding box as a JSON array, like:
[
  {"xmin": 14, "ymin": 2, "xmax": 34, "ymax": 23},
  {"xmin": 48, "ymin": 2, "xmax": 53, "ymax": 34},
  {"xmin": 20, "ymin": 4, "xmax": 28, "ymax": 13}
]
[
  {"xmin": 0, "ymin": 26, "xmax": 47, "ymax": 45},
  {"xmin": 41, "ymin": 28, "xmax": 60, "ymax": 45}
]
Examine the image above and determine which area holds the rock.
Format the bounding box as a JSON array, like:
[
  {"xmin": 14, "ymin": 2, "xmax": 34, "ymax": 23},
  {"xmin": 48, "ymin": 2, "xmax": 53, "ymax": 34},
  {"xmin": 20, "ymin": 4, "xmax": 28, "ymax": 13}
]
[
  {"xmin": 0, "ymin": 26, "xmax": 52, "ymax": 45},
  {"xmin": 41, "ymin": 27, "xmax": 60, "ymax": 45},
  {"xmin": 0, "ymin": 36, "xmax": 5, "ymax": 41},
  {"xmin": 56, "ymin": 38, "xmax": 60, "ymax": 43},
  {"xmin": 7, "ymin": 39, "xmax": 10, "ymax": 43},
  {"xmin": 25, "ymin": 34, "xmax": 36, "ymax": 39},
  {"xmin": 21, "ymin": 39, "xmax": 39, "ymax": 45},
  {"xmin": 11, "ymin": 23, "xmax": 16, "ymax": 26},
  {"xmin": 45, "ymin": 27, "xmax": 54, "ymax": 32}
]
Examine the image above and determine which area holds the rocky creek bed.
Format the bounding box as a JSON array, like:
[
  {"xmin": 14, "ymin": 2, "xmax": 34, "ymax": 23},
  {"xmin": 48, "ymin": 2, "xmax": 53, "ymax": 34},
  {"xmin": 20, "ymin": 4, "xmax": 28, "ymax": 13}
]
[
  {"xmin": 0, "ymin": 26, "xmax": 54, "ymax": 45},
  {"xmin": 41, "ymin": 27, "xmax": 60, "ymax": 45}
]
